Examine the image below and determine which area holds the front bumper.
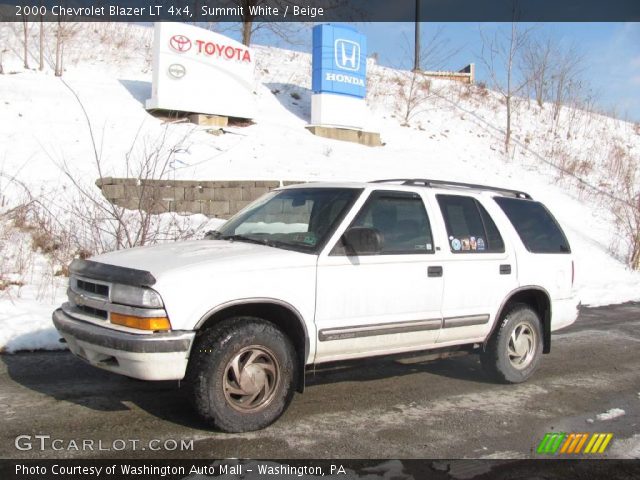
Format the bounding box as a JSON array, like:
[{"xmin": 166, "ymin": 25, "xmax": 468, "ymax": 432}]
[{"xmin": 52, "ymin": 309, "xmax": 195, "ymax": 380}]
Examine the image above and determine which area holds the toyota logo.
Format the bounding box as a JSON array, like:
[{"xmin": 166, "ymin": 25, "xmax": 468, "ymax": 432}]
[
  {"xmin": 169, "ymin": 35, "xmax": 191, "ymax": 53},
  {"xmin": 168, "ymin": 64, "xmax": 186, "ymax": 79}
]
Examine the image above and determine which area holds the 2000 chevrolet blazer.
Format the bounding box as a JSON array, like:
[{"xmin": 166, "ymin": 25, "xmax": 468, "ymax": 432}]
[{"xmin": 53, "ymin": 179, "xmax": 578, "ymax": 432}]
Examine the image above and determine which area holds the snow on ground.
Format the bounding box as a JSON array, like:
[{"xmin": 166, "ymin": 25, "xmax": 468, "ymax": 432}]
[
  {"xmin": 0, "ymin": 220, "xmax": 68, "ymax": 352},
  {"xmin": 1, "ymin": 22, "xmax": 639, "ymax": 351},
  {"xmin": 596, "ymin": 408, "xmax": 627, "ymax": 421},
  {"xmin": 609, "ymin": 434, "xmax": 640, "ymax": 459}
]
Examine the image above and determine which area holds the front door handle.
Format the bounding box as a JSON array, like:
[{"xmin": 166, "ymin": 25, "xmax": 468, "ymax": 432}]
[{"xmin": 428, "ymin": 266, "xmax": 443, "ymax": 277}]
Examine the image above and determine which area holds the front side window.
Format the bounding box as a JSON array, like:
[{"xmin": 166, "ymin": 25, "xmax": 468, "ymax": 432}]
[
  {"xmin": 437, "ymin": 194, "xmax": 505, "ymax": 253},
  {"xmin": 215, "ymin": 188, "xmax": 360, "ymax": 253},
  {"xmin": 335, "ymin": 191, "xmax": 434, "ymax": 255}
]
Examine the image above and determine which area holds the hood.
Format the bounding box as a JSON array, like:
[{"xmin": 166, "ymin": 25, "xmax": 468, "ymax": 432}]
[{"xmin": 91, "ymin": 239, "xmax": 315, "ymax": 281}]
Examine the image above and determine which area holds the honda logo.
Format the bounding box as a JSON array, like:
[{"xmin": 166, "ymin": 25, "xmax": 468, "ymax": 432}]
[
  {"xmin": 334, "ymin": 39, "xmax": 360, "ymax": 71},
  {"xmin": 170, "ymin": 35, "xmax": 192, "ymax": 53}
]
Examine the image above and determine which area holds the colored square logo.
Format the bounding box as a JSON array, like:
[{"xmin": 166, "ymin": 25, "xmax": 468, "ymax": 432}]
[{"xmin": 312, "ymin": 24, "xmax": 367, "ymax": 98}]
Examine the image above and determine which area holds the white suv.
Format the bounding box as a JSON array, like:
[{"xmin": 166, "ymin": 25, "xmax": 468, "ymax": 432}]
[{"xmin": 53, "ymin": 179, "xmax": 578, "ymax": 432}]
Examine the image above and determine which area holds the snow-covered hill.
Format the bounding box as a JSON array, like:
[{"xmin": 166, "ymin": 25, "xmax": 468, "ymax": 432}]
[{"xmin": 1, "ymin": 22, "xmax": 639, "ymax": 352}]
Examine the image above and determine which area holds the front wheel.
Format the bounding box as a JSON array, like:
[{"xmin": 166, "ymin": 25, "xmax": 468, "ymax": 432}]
[
  {"xmin": 481, "ymin": 304, "xmax": 543, "ymax": 383},
  {"xmin": 187, "ymin": 317, "xmax": 297, "ymax": 432}
]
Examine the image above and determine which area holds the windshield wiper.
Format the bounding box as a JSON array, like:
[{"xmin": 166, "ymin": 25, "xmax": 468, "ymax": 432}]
[
  {"xmin": 204, "ymin": 230, "xmax": 223, "ymax": 240},
  {"xmin": 220, "ymin": 234, "xmax": 281, "ymax": 248},
  {"xmin": 213, "ymin": 233, "xmax": 306, "ymax": 252}
]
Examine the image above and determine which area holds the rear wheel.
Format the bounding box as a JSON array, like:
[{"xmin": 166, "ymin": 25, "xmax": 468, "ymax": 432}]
[
  {"xmin": 187, "ymin": 317, "xmax": 297, "ymax": 432},
  {"xmin": 481, "ymin": 304, "xmax": 542, "ymax": 383}
]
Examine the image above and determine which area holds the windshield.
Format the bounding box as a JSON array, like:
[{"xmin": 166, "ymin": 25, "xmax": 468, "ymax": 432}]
[{"xmin": 213, "ymin": 188, "xmax": 361, "ymax": 253}]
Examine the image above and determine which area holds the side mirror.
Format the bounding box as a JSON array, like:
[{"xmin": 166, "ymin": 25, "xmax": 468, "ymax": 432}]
[{"xmin": 343, "ymin": 227, "xmax": 382, "ymax": 255}]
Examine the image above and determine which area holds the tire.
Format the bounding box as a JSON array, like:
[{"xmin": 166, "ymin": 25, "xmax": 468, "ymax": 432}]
[
  {"xmin": 186, "ymin": 317, "xmax": 297, "ymax": 432},
  {"xmin": 481, "ymin": 304, "xmax": 543, "ymax": 384}
]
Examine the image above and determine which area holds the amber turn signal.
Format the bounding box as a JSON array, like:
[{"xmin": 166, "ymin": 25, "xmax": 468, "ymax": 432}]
[{"xmin": 110, "ymin": 313, "xmax": 171, "ymax": 331}]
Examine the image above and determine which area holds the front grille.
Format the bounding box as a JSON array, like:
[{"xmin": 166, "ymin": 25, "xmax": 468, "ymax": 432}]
[
  {"xmin": 76, "ymin": 304, "xmax": 108, "ymax": 319},
  {"xmin": 68, "ymin": 276, "xmax": 111, "ymax": 322},
  {"xmin": 66, "ymin": 275, "xmax": 167, "ymax": 328},
  {"xmin": 76, "ymin": 278, "xmax": 109, "ymax": 298}
]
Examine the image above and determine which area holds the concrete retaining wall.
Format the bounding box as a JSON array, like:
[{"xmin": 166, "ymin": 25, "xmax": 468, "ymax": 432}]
[{"xmin": 96, "ymin": 178, "xmax": 305, "ymax": 218}]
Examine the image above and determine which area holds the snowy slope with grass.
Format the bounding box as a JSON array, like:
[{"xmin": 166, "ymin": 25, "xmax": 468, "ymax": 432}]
[{"xmin": 1, "ymin": 22, "xmax": 639, "ymax": 352}]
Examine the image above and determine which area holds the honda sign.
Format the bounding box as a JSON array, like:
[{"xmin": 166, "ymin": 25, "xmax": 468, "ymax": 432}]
[
  {"xmin": 311, "ymin": 24, "xmax": 368, "ymax": 129},
  {"xmin": 312, "ymin": 24, "xmax": 367, "ymax": 98}
]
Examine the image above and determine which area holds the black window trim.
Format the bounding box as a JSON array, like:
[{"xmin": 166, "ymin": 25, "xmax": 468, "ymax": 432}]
[
  {"xmin": 492, "ymin": 196, "xmax": 571, "ymax": 254},
  {"xmin": 436, "ymin": 193, "xmax": 506, "ymax": 254},
  {"xmin": 312, "ymin": 188, "xmax": 366, "ymax": 254},
  {"xmin": 331, "ymin": 189, "xmax": 436, "ymax": 256}
]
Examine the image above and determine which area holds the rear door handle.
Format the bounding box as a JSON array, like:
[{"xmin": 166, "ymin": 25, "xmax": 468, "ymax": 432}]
[
  {"xmin": 428, "ymin": 266, "xmax": 443, "ymax": 277},
  {"xmin": 500, "ymin": 264, "xmax": 512, "ymax": 275}
]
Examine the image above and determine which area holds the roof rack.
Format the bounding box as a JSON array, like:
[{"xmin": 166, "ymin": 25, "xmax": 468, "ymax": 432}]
[{"xmin": 371, "ymin": 178, "xmax": 532, "ymax": 200}]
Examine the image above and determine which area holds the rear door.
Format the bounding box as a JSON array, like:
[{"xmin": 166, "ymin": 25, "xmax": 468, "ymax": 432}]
[
  {"xmin": 493, "ymin": 197, "xmax": 574, "ymax": 301},
  {"xmin": 314, "ymin": 190, "xmax": 445, "ymax": 363},
  {"xmin": 433, "ymin": 193, "xmax": 519, "ymax": 344}
]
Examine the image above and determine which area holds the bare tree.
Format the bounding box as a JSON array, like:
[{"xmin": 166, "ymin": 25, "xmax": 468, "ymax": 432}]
[
  {"xmin": 51, "ymin": 79, "xmax": 207, "ymax": 253},
  {"xmin": 53, "ymin": 20, "xmax": 78, "ymax": 77},
  {"xmin": 240, "ymin": 4, "xmax": 253, "ymax": 46},
  {"xmin": 395, "ymin": 71, "xmax": 440, "ymax": 125},
  {"xmin": 242, "ymin": 17, "xmax": 307, "ymax": 46},
  {"xmin": 414, "ymin": 25, "xmax": 464, "ymax": 72},
  {"xmin": 480, "ymin": 22, "xmax": 533, "ymax": 152},
  {"xmin": 391, "ymin": 29, "xmax": 458, "ymax": 126},
  {"xmin": 39, "ymin": 4, "xmax": 44, "ymax": 71},
  {"xmin": 549, "ymin": 45, "xmax": 584, "ymax": 122},
  {"xmin": 520, "ymin": 32, "xmax": 589, "ymax": 138},
  {"xmin": 521, "ymin": 37, "xmax": 554, "ymax": 108},
  {"xmin": 606, "ymin": 147, "xmax": 640, "ymax": 271},
  {"xmin": 54, "ymin": 19, "xmax": 63, "ymax": 76},
  {"xmin": 22, "ymin": 19, "xmax": 29, "ymax": 69},
  {"xmin": 235, "ymin": 0, "xmax": 346, "ymax": 46},
  {"xmin": 613, "ymin": 191, "xmax": 640, "ymax": 271},
  {"xmin": 233, "ymin": 0, "xmax": 308, "ymax": 46}
]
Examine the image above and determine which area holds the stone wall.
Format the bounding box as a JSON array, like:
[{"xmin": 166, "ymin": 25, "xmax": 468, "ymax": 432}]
[{"xmin": 96, "ymin": 178, "xmax": 305, "ymax": 219}]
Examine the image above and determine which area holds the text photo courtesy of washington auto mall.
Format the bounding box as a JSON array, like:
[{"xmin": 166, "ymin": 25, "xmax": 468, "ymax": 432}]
[{"xmin": 0, "ymin": 0, "xmax": 639, "ymax": 479}]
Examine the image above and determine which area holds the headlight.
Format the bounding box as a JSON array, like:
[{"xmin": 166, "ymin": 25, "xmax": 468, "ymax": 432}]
[{"xmin": 110, "ymin": 284, "xmax": 164, "ymax": 308}]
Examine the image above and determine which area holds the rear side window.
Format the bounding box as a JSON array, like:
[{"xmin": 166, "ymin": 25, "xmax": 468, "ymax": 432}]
[
  {"xmin": 437, "ymin": 194, "xmax": 505, "ymax": 253},
  {"xmin": 494, "ymin": 197, "xmax": 571, "ymax": 254}
]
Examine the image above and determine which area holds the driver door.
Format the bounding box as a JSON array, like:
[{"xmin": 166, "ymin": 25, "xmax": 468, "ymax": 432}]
[{"xmin": 314, "ymin": 190, "xmax": 445, "ymax": 363}]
